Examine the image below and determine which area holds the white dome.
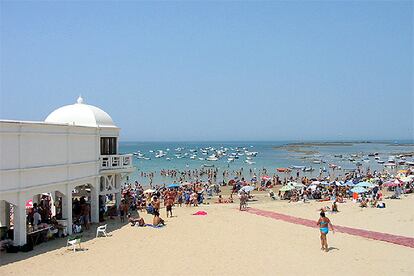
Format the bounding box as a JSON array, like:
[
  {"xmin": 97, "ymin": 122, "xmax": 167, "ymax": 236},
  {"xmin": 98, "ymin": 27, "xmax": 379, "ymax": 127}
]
[{"xmin": 45, "ymin": 96, "xmax": 116, "ymax": 128}]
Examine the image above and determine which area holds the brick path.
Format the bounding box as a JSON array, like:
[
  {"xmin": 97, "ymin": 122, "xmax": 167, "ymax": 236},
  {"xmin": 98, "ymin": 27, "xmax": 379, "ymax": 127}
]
[{"xmin": 245, "ymin": 208, "xmax": 414, "ymax": 248}]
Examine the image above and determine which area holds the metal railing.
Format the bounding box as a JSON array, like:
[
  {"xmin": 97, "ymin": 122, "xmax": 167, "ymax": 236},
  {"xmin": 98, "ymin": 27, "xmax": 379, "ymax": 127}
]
[{"xmin": 100, "ymin": 154, "xmax": 133, "ymax": 170}]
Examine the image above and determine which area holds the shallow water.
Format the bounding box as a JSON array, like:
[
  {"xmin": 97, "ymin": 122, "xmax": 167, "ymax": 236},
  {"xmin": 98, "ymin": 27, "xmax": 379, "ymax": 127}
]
[{"xmin": 119, "ymin": 140, "xmax": 414, "ymax": 185}]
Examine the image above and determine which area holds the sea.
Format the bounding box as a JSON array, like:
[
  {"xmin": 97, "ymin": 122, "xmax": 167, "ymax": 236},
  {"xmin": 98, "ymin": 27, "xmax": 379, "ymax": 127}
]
[{"xmin": 119, "ymin": 141, "xmax": 414, "ymax": 186}]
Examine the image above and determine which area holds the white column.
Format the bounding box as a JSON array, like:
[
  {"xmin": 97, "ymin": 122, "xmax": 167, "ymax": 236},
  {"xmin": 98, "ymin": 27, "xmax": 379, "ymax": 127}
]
[
  {"xmin": 0, "ymin": 200, "xmax": 11, "ymax": 227},
  {"xmin": 90, "ymin": 178, "xmax": 100, "ymax": 223},
  {"xmin": 14, "ymin": 193, "xmax": 27, "ymax": 246},
  {"xmin": 62, "ymin": 185, "xmax": 73, "ymax": 235},
  {"xmin": 115, "ymin": 192, "xmax": 122, "ymax": 207}
]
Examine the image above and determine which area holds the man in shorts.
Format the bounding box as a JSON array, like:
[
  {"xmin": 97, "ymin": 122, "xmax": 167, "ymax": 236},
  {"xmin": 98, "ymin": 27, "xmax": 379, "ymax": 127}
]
[{"xmin": 166, "ymin": 196, "xmax": 173, "ymax": 218}]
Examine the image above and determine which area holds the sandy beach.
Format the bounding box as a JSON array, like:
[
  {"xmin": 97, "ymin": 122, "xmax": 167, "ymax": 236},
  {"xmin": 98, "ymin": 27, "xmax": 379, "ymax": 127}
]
[{"xmin": 1, "ymin": 193, "xmax": 413, "ymax": 276}]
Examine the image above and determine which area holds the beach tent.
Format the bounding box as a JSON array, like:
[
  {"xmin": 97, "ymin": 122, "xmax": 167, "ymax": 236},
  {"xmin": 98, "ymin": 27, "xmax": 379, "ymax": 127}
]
[
  {"xmin": 167, "ymin": 183, "xmax": 180, "ymax": 188},
  {"xmin": 279, "ymin": 185, "xmax": 295, "ymax": 192},
  {"xmin": 144, "ymin": 189, "xmax": 156, "ymax": 194},
  {"xmin": 350, "ymin": 187, "xmax": 368, "ymax": 194}
]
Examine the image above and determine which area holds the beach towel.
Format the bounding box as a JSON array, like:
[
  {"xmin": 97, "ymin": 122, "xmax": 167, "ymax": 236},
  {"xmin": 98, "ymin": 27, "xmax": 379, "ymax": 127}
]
[
  {"xmin": 144, "ymin": 223, "xmax": 165, "ymax": 228},
  {"xmin": 192, "ymin": 211, "xmax": 207, "ymax": 216}
]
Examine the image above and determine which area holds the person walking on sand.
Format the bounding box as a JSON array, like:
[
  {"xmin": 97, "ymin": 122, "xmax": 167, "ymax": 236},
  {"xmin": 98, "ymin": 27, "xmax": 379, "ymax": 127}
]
[
  {"xmin": 166, "ymin": 196, "xmax": 173, "ymax": 218},
  {"xmin": 317, "ymin": 211, "xmax": 334, "ymax": 252}
]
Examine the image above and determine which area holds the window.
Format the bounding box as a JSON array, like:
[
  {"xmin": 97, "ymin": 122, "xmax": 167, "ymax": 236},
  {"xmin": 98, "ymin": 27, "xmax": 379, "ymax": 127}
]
[{"xmin": 100, "ymin": 137, "xmax": 117, "ymax": 155}]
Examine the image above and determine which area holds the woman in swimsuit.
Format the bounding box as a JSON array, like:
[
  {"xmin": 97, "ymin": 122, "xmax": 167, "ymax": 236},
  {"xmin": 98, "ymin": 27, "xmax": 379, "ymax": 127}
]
[{"xmin": 317, "ymin": 211, "xmax": 334, "ymax": 252}]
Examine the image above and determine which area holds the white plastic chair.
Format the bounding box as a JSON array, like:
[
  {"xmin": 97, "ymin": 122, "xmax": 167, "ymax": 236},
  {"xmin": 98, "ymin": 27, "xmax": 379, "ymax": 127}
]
[
  {"xmin": 67, "ymin": 237, "xmax": 81, "ymax": 252},
  {"xmin": 96, "ymin": 224, "xmax": 108, "ymax": 237}
]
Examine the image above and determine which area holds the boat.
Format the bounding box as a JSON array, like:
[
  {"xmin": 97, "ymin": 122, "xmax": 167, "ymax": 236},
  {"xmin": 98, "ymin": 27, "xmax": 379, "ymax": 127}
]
[
  {"xmin": 276, "ymin": 168, "xmax": 291, "ymax": 173},
  {"xmin": 227, "ymin": 158, "xmax": 234, "ymax": 162},
  {"xmin": 166, "ymin": 158, "xmax": 171, "ymax": 161},
  {"xmin": 202, "ymin": 164, "xmax": 215, "ymax": 168},
  {"xmin": 377, "ymin": 160, "xmax": 385, "ymax": 164},
  {"xmin": 302, "ymin": 167, "xmax": 314, "ymax": 172},
  {"xmin": 328, "ymin": 163, "xmax": 338, "ymax": 168},
  {"xmin": 207, "ymin": 155, "xmax": 218, "ymax": 161},
  {"xmin": 245, "ymin": 160, "xmax": 256, "ymax": 165},
  {"xmin": 198, "ymin": 158, "xmax": 205, "ymax": 161},
  {"xmin": 290, "ymin": 165, "xmax": 306, "ymax": 170}
]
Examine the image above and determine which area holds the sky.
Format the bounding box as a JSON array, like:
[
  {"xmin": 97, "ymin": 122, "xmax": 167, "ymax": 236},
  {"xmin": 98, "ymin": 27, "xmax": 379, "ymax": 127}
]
[{"xmin": 0, "ymin": 1, "xmax": 413, "ymax": 141}]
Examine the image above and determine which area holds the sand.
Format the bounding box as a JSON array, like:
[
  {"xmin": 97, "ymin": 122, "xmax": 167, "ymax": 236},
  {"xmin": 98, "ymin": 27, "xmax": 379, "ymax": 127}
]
[{"xmin": 1, "ymin": 194, "xmax": 413, "ymax": 276}]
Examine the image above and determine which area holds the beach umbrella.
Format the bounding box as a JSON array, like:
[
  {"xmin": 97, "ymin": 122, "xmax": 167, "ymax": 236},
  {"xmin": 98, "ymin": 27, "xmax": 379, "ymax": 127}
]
[
  {"xmin": 399, "ymin": 177, "xmax": 412, "ymax": 183},
  {"xmin": 355, "ymin": 181, "xmax": 376, "ymax": 188},
  {"xmin": 383, "ymin": 181, "xmax": 398, "ymax": 187},
  {"xmin": 350, "ymin": 187, "xmax": 368, "ymax": 194},
  {"xmin": 344, "ymin": 180, "xmax": 355, "ymax": 186},
  {"xmin": 262, "ymin": 176, "xmax": 271, "ymax": 181},
  {"xmin": 144, "ymin": 189, "xmax": 156, "ymax": 194},
  {"xmin": 288, "ymin": 182, "xmax": 305, "ymax": 188},
  {"xmin": 279, "ymin": 185, "xmax": 295, "ymax": 192},
  {"xmin": 167, "ymin": 183, "xmax": 180, "ymax": 188},
  {"xmin": 239, "ymin": 186, "xmax": 255, "ymax": 193}
]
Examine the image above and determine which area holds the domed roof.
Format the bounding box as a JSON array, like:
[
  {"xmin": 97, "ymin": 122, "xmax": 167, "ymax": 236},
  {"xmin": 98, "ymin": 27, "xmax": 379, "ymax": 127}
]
[{"xmin": 45, "ymin": 96, "xmax": 116, "ymax": 128}]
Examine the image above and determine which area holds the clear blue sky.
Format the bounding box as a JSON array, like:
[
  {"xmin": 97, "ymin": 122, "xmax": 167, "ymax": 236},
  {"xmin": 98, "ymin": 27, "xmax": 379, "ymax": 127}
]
[{"xmin": 1, "ymin": 1, "xmax": 413, "ymax": 141}]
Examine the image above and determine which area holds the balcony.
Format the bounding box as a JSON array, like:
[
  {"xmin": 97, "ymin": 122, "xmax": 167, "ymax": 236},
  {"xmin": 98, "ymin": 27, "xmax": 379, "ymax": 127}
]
[{"xmin": 100, "ymin": 154, "xmax": 133, "ymax": 171}]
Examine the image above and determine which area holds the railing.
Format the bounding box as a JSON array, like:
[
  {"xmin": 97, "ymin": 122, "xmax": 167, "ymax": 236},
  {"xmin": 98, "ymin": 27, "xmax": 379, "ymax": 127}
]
[{"xmin": 100, "ymin": 154, "xmax": 133, "ymax": 170}]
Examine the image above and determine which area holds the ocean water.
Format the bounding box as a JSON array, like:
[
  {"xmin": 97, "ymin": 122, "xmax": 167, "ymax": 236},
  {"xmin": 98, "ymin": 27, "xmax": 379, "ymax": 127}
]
[{"xmin": 119, "ymin": 141, "xmax": 414, "ymax": 186}]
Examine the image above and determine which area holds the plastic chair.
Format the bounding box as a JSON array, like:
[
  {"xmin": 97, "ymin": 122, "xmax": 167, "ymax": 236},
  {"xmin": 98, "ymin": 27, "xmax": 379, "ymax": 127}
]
[
  {"xmin": 67, "ymin": 236, "xmax": 81, "ymax": 252},
  {"xmin": 96, "ymin": 224, "xmax": 108, "ymax": 238}
]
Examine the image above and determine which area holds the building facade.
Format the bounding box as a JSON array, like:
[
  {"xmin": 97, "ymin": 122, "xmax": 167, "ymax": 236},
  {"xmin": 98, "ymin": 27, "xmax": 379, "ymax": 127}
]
[{"xmin": 0, "ymin": 97, "xmax": 133, "ymax": 245}]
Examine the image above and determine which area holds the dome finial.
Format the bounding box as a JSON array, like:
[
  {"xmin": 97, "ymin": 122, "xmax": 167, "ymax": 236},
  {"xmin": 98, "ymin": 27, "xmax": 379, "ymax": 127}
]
[{"xmin": 77, "ymin": 95, "xmax": 84, "ymax": 104}]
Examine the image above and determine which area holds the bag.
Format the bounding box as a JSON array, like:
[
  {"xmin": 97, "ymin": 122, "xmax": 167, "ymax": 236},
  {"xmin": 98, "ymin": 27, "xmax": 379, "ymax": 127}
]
[
  {"xmin": 20, "ymin": 243, "xmax": 34, "ymax": 252},
  {"xmin": 6, "ymin": 245, "xmax": 19, "ymax": 253}
]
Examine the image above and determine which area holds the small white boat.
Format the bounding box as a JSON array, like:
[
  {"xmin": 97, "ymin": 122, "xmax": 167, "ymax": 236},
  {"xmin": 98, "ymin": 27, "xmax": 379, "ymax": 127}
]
[
  {"xmin": 207, "ymin": 155, "xmax": 219, "ymax": 161},
  {"xmin": 291, "ymin": 165, "xmax": 306, "ymax": 170},
  {"xmin": 245, "ymin": 160, "xmax": 256, "ymax": 165}
]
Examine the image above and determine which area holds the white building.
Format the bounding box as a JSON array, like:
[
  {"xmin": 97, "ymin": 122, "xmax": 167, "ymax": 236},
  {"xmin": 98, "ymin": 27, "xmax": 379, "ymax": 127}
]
[{"xmin": 0, "ymin": 96, "xmax": 133, "ymax": 246}]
